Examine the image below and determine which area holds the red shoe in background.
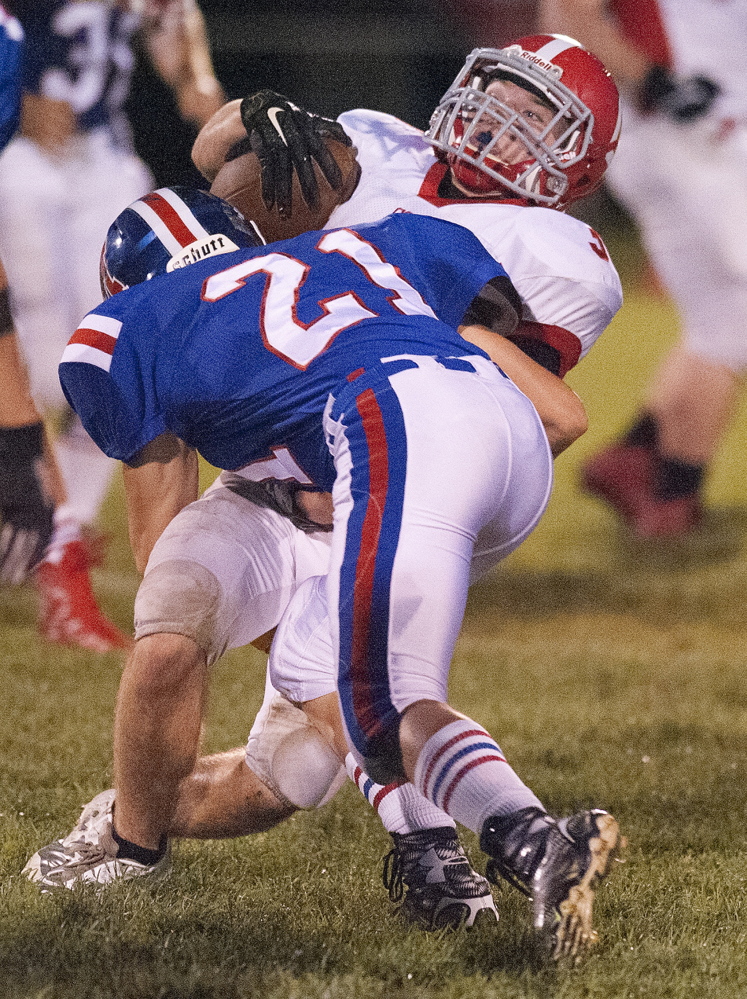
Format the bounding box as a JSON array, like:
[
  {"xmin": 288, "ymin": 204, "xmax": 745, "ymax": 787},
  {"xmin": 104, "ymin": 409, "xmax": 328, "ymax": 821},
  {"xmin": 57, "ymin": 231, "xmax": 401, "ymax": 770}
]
[
  {"xmin": 34, "ymin": 539, "xmax": 132, "ymax": 652},
  {"xmin": 581, "ymin": 444, "xmax": 656, "ymax": 525},
  {"xmin": 581, "ymin": 444, "xmax": 702, "ymax": 539},
  {"xmin": 629, "ymin": 493, "xmax": 703, "ymax": 539}
]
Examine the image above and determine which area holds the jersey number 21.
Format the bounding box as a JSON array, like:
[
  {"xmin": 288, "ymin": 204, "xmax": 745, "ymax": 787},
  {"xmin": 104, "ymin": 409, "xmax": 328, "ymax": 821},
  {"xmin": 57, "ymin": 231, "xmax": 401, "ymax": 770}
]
[{"xmin": 201, "ymin": 229, "xmax": 438, "ymax": 369}]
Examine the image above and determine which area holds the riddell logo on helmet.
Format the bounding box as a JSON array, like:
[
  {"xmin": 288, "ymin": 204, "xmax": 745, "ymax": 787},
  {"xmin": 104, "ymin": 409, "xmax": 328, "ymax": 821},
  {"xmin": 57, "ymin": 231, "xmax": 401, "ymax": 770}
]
[
  {"xmin": 506, "ymin": 45, "xmax": 563, "ymax": 78},
  {"xmin": 166, "ymin": 234, "xmax": 241, "ymax": 272}
]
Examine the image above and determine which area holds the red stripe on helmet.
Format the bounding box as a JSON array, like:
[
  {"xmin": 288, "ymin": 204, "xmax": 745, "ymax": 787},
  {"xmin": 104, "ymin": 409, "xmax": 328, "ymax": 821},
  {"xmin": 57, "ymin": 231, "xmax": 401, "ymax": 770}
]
[{"xmin": 140, "ymin": 191, "xmax": 200, "ymax": 248}]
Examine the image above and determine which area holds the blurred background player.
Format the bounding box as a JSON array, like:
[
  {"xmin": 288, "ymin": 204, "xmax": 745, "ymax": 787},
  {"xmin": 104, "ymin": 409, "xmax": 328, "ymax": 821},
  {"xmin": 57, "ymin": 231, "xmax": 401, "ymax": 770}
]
[
  {"xmin": 540, "ymin": 0, "xmax": 747, "ymax": 539},
  {"xmin": 0, "ymin": 4, "xmax": 57, "ymax": 586},
  {"xmin": 0, "ymin": 0, "xmax": 224, "ymax": 649}
]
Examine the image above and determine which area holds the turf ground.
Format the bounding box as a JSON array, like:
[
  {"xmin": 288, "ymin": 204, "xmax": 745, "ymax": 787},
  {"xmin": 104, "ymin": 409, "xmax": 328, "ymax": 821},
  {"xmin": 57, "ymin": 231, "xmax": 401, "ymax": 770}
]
[{"xmin": 1, "ymin": 240, "xmax": 746, "ymax": 998}]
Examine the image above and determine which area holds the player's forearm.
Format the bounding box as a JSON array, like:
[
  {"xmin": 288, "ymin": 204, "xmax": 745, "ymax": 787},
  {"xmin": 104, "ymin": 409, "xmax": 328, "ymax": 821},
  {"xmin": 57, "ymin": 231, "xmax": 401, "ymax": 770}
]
[
  {"xmin": 191, "ymin": 99, "xmax": 244, "ymax": 182},
  {"xmin": 459, "ymin": 324, "xmax": 588, "ymax": 456},
  {"xmin": 0, "ymin": 260, "xmax": 42, "ymax": 426},
  {"xmin": 539, "ymin": 0, "xmax": 649, "ymax": 92},
  {"xmin": 123, "ymin": 434, "xmax": 200, "ymax": 573},
  {"xmin": 145, "ymin": 0, "xmax": 224, "ymax": 127},
  {"xmin": 0, "ymin": 335, "xmax": 41, "ymax": 426}
]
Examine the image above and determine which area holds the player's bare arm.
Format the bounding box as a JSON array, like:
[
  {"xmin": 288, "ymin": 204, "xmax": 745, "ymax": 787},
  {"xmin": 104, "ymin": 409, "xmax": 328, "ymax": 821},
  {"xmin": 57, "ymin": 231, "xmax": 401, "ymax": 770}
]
[
  {"xmin": 191, "ymin": 98, "xmax": 245, "ymax": 182},
  {"xmin": 19, "ymin": 91, "xmax": 77, "ymax": 153},
  {"xmin": 542, "ymin": 0, "xmax": 721, "ymax": 123},
  {"xmin": 123, "ymin": 432, "xmax": 199, "ymax": 573},
  {"xmin": 539, "ymin": 0, "xmax": 648, "ymax": 91},
  {"xmin": 459, "ymin": 322, "xmax": 587, "ymax": 456},
  {"xmin": 142, "ymin": 0, "xmax": 224, "ymax": 128},
  {"xmin": 0, "ymin": 259, "xmax": 58, "ymax": 582}
]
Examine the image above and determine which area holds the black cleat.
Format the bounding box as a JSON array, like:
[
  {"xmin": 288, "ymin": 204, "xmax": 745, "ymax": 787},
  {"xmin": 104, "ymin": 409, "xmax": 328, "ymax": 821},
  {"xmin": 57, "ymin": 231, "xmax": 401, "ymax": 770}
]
[
  {"xmin": 382, "ymin": 826, "xmax": 499, "ymax": 930},
  {"xmin": 482, "ymin": 806, "xmax": 621, "ymax": 960}
]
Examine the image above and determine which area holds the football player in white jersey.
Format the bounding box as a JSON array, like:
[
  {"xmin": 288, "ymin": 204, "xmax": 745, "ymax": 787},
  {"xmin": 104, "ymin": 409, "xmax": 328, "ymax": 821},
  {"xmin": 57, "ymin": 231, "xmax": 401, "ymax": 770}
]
[
  {"xmin": 0, "ymin": 1, "xmax": 224, "ymax": 650},
  {"xmin": 0, "ymin": 5, "xmax": 58, "ymax": 584},
  {"xmin": 542, "ymin": 0, "xmax": 747, "ymax": 539},
  {"xmin": 195, "ymin": 37, "xmax": 623, "ymax": 380},
  {"xmin": 25, "ymin": 37, "xmax": 624, "ymax": 954}
]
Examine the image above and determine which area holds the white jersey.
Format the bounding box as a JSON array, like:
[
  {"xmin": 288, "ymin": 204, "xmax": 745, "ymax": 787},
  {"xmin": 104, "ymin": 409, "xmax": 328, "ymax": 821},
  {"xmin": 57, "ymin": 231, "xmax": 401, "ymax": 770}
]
[
  {"xmin": 605, "ymin": 0, "xmax": 747, "ymax": 372},
  {"xmin": 610, "ymin": 0, "xmax": 747, "ymax": 122},
  {"xmin": 327, "ymin": 109, "xmax": 623, "ymax": 375}
]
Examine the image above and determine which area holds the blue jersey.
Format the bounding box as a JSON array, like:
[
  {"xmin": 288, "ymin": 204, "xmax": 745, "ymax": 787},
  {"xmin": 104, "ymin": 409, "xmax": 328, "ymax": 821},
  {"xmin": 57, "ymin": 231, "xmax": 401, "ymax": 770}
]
[
  {"xmin": 0, "ymin": 6, "xmax": 23, "ymax": 151},
  {"xmin": 59, "ymin": 213, "xmax": 507, "ymax": 488},
  {"xmin": 11, "ymin": 1, "xmax": 139, "ymax": 134}
]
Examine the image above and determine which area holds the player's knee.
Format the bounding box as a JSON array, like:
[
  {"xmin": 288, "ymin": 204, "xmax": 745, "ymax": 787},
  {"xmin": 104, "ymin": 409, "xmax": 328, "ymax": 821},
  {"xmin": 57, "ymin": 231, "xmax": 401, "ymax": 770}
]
[
  {"xmin": 134, "ymin": 559, "xmax": 227, "ymax": 666},
  {"xmin": 246, "ymin": 694, "xmax": 346, "ymax": 809}
]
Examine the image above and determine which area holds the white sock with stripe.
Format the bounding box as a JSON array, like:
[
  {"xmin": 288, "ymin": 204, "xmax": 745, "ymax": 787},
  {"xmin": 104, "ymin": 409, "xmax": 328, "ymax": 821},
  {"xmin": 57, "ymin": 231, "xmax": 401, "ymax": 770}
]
[
  {"xmin": 345, "ymin": 754, "xmax": 456, "ymax": 835},
  {"xmin": 413, "ymin": 719, "xmax": 545, "ymax": 835}
]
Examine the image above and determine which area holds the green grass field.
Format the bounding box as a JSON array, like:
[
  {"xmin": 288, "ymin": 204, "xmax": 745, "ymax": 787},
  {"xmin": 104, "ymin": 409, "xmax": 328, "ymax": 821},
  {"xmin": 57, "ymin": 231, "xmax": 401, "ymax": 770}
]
[{"xmin": 1, "ymin": 257, "xmax": 746, "ymax": 998}]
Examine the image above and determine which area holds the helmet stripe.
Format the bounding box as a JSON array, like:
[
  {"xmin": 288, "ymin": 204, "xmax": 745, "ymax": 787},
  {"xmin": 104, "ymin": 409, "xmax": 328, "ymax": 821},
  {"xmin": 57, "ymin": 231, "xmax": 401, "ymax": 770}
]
[
  {"xmin": 156, "ymin": 187, "xmax": 214, "ymax": 239},
  {"xmin": 533, "ymin": 35, "xmax": 580, "ymax": 62},
  {"xmin": 130, "ymin": 191, "xmax": 210, "ymax": 255}
]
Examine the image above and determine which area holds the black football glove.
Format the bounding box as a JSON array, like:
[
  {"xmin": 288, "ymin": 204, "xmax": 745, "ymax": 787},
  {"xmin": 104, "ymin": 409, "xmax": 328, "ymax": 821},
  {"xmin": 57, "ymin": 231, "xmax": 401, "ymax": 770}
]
[
  {"xmin": 638, "ymin": 65, "xmax": 720, "ymax": 122},
  {"xmin": 238, "ymin": 90, "xmax": 352, "ymax": 218},
  {"xmin": 0, "ymin": 422, "xmax": 54, "ymax": 584}
]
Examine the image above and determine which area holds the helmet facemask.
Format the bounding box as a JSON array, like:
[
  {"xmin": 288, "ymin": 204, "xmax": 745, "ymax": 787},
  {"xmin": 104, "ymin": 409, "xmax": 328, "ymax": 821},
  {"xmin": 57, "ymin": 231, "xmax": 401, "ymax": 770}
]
[{"xmin": 426, "ymin": 46, "xmax": 595, "ymax": 207}]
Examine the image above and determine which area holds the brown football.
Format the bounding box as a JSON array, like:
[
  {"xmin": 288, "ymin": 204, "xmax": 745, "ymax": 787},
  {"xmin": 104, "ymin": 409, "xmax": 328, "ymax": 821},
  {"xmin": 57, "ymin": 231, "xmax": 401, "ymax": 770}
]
[{"xmin": 210, "ymin": 137, "xmax": 360, "ymax": 243}]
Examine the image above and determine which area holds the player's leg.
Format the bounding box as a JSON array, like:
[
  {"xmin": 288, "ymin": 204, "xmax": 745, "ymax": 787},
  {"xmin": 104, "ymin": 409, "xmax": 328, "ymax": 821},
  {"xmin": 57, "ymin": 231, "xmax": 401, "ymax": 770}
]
[
  {"xmin": 320, "ymin": 354, "xmax": 619, "ymax": 957},
  {"xmin": 271, "ymin": 570, "xmax": 499, "ymax": 929},
  {"xmin": 583, "ymin": 116, "xmax": 746, "ymax": 537},
  {"xmin": 113, "ymin": 485, "xmax": 334, "ymax": 854},
  {"xmin": 24, "ymin": 473, "xmax": 500, "ymax": 916},
  {"xmin": 23, "ymin": 483, "xmax": 331, "ymax": 886},
  {"xmin": 0, "ymin": 138, "xmax": 131, "ymax": 648},
  {"xmin": 22, "ymin": 681, "xmax": 321, "ymax": 889},
  {"xmin": 169, "ymin": 747, "xmax": 296, "ymax": 838}
]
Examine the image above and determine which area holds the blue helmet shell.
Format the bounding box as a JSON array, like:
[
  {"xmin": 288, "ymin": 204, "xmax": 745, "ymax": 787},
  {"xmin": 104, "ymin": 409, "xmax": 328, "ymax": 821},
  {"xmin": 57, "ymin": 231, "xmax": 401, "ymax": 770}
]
[{"xmin": 100, "ymin": 186, "xmax": 264, "ymax": 298}]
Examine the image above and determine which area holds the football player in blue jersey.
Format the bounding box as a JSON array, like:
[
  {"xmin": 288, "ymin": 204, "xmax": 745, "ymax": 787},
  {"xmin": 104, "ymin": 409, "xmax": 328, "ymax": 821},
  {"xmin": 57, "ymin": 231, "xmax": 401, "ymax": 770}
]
[
  {"xmin": 0, "ymin": 4, "xmax": 57, "ymax": 584},
  {"xmin": 0, "ymin": 1, "xmax": 224, "ymax": 649},
  {"xmin": 25, "ymin": 185, "xmax": 620, "ymax": 960}
]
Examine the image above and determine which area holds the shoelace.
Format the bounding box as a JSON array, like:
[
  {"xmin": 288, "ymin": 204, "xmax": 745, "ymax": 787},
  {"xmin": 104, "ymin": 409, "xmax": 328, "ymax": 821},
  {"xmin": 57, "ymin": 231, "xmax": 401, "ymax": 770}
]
[
  {"xmin": 382, "ymin": 831, "xmax": 472, "ymax": 902},
  {"xmin": 382, "ymin": 847, "xmax": 405, "ymax": 902},
  {"xmin": 45, "ymin": 840, "xmax": 112, "ymax": 882}
]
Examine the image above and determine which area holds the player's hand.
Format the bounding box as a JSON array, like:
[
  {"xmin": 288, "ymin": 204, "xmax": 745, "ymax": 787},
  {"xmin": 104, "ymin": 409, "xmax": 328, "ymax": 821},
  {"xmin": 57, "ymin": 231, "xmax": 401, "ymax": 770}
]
[
  {"xmin": 239, "ymin": 90, "xmax": 352, "ymax": 218},
  {"xmin": 20, "ymin": 93, "xmax": 76, "ymax": 153},
  {"xmin": 638, "ymin": 65, "xmax": 720, "ymax": 122},
  {"xmin": 0, "ymin": 424, "xmax": 54, "ymax": 584}
]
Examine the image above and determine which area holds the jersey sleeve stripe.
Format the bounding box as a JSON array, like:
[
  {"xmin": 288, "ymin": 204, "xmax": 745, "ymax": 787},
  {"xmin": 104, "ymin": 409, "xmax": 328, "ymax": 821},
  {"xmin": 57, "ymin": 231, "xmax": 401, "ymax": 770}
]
[
  {"xmin": 60, "ymin": 342, "xmax": 115, "ymax": 372},
  {"xmin": 61, "ymin": 315, "xmax": 123, "ymax": 372},
  {"xmin": 71, "ymin": 314, "xmax": 124, "ymax": 340},
  {"xmin": 67, "ymin": 326, "xmax": 118, "ymax": 355}
]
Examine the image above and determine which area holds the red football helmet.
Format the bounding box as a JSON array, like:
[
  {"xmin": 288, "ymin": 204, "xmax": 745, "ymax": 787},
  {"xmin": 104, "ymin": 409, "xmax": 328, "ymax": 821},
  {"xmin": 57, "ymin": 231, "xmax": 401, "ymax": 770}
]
[{"xmin": 425, "ymin": 35, "xmax": 621, "ymax": 209}]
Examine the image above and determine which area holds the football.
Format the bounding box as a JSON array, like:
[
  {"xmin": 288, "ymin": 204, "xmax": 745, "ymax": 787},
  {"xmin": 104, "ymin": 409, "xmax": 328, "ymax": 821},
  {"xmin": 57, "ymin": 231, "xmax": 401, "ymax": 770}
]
[{"xmin": 210, "ymin": 137, "xmax": 360, "ymax": 243}]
